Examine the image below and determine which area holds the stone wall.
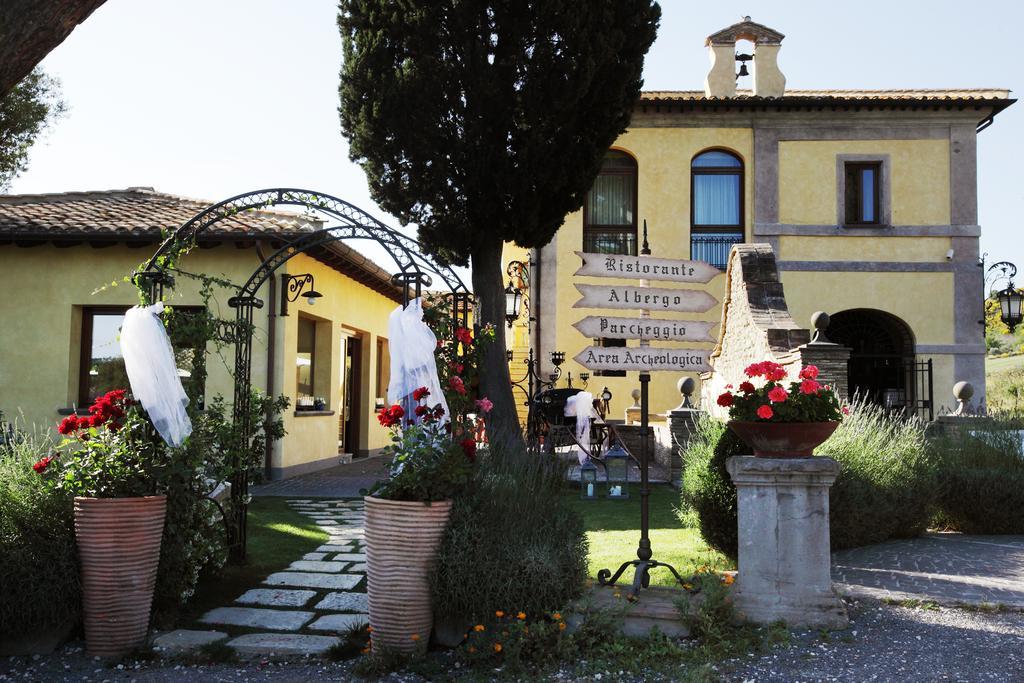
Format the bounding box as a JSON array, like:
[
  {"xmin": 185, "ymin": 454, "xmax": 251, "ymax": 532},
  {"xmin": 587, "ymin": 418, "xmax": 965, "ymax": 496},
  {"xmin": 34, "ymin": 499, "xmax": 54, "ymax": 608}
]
[{"xmin": 701, "ymin": 243, "xmax": 811, "ymax": 417}]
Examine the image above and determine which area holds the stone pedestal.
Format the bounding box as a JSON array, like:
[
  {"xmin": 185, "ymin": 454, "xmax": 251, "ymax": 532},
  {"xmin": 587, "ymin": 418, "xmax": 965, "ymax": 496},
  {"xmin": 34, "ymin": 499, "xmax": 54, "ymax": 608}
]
[{"xmin": 726, "ymin": 456, "xmax": 848, "ymax": 629}]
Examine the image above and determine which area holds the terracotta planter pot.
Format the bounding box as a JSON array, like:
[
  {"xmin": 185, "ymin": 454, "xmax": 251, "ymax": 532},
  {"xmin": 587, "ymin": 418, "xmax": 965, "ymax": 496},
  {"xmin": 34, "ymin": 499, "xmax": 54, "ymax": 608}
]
[
  {"xmin": 74, "ymin": 495, "xmax": 167, "ymax": 658},
  {"xmin": 364, "ymin": 496, "xmax": 452, "ymax": 654},
  {"xmin": 728, "ymin": 421, "xmax": 840, "ymax": 458}
]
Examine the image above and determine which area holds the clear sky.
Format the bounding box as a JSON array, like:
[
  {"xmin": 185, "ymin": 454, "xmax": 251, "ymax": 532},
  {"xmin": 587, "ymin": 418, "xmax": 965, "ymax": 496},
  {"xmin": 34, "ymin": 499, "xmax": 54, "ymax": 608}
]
[{"xmin": 10, "ymin": 0, "xmax": 1023, "ymax": 285}]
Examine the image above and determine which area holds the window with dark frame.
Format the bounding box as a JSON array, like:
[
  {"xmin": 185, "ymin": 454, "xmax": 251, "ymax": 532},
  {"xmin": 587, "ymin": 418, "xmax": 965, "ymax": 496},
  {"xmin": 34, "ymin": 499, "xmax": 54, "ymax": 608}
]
[
  {"xmin": 844, "ymin": 161, "xmax": 882, "ymax": 226},
  {"xmin": 78, "ymin": 306, "xmax": 205, "ymax": 409},
  {"xmin": 593, "ymin": 337, "xmax": 626, "ymax": 377},
  {"xmin": 690, "ymin": 149, "xmax": 744, "ymax": 270},
  {"xmin": 583, "ymin": 150, "xmax": 638, "ymax": 256},
  {"xmin": 375, "ymin": 337, "xmax": 390, "ymax": 404},
  {"xmin": 296, "ymin": 316, "xmax": 317, "ymax": 399}
]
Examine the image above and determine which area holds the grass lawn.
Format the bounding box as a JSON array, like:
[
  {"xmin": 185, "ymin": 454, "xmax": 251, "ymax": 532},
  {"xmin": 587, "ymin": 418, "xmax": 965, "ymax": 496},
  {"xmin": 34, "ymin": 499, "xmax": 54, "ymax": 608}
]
[
  {"xmin": 177, "ymin": 496, "xmax": 331, "ymax": 624},
  {"xmin": 563, "ymin": 484, "xmax": 731, "ymax": 587},
  {"xmin": 986, "ymin": 354, "xmax": 1024, "ymax": 375}
]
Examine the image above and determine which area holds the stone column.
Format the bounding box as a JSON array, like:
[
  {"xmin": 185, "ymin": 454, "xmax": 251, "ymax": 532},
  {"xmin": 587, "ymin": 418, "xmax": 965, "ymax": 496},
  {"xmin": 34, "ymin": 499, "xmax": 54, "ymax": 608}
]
[{"xmin": 726, "ymin": 456, "xmax": 848, "ymax": 629}]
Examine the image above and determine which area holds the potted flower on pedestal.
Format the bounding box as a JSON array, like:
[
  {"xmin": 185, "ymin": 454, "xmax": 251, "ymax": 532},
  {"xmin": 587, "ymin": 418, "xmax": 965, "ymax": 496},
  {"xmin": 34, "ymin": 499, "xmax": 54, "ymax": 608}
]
[
  {"xmin": 39, "ymin": 390, "xmax": 168, "ymax": 657},
  {"xmin": 364, "ymin": 387, "xmax": 474, "ymax": 654},
  {"xmin": 717, "ymin": 362, "xmax": 846, "ymax": 457}
]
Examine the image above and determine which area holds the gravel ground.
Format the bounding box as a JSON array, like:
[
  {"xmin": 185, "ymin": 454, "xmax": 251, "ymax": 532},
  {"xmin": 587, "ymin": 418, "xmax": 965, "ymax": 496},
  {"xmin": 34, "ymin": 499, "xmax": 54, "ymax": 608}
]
[{"xmin": 3, "ymin": 600, "xmax": 1022, "ymax": 682}]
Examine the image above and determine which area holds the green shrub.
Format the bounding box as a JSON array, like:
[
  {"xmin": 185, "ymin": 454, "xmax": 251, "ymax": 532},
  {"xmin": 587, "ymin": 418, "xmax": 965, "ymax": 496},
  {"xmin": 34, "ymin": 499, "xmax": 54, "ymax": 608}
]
[
  {"xmin": 0, "ymin": 428, "xmax": 81, "ymax": 639},
  {"xmin": 431, "ymin": 446, "xmax": 588, "ymax": 624},
  {"xmin": 934, "ymin": 425, "xmax": 1024, "ymax": 534},
  {"xmin": 680, "ymin": 403, "xmax": 937, "ymax": 558}
]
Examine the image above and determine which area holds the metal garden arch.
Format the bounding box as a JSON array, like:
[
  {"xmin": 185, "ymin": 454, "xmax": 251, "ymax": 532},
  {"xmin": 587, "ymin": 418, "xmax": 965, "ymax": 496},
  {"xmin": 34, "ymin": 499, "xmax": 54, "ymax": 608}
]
[{"xmin": 134, "ymin": 188, "xmax": 470, "ymax": 559}]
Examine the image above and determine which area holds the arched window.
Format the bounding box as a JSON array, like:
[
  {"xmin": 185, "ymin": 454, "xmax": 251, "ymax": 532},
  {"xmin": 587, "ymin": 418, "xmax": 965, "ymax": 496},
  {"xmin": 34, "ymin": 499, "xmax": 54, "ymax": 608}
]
[
  {"xmin": 584, "ymin": 150, "xmax": 637, "ymax": 255},
  {"xmin": 690, "ymin": 149, "xmax": 744, "ymax": 269}
]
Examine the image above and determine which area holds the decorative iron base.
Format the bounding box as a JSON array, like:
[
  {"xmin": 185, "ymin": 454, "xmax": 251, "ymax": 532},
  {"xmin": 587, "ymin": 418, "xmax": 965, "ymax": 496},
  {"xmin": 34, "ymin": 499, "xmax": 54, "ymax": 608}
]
[{"xmin": 597, "ymin": 558, "xmax": 689, "ymax": 597}]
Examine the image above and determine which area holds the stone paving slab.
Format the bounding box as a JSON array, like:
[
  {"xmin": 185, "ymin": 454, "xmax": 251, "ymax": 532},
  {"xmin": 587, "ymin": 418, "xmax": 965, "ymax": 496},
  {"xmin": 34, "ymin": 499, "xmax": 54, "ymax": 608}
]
[
  {"xmin": 316, "ymin": 544, "xmax": 355, "ymax": 553},
  {"xmin": 235, "ymin": 588, "xmax": 317, "ymax": 608},
  {"xmin": 330, "ymin": 553, "xmax": 366, "ymax": 563},
  {"xmin": 307, "ymin": 613, "xmax": 370, "ymax": 633},
  {"xmin": 200, "ymin": 607, "xmax": 313, "ymax": 631},
  {"xmin": 151, "ymin": 629, "xmax": 228, "ymax": 653},
  {"xmin": 264, "ymin": 572, "xmax": 363, "ymax": 590},
  {"xmin": 832, "ymin": 533, "xmax": 1024, "ymax": 609},
  {"xmin": 314, "ymin": 591, "xmax": 369, "ymax": 612},
  {"xmin": 348, "ymin": 563, "xmax": 367, "ymax": 573},
  {"xmin": 302, "ymin": 552, "xmax": 327, "ymax": 561},
  {"xmin": 288, "ymin": 560, "xmax": 349, "ymax": 573},
  {"xmin": 226, "ymin": 633, "xmax": 339, "ymax": 656}
]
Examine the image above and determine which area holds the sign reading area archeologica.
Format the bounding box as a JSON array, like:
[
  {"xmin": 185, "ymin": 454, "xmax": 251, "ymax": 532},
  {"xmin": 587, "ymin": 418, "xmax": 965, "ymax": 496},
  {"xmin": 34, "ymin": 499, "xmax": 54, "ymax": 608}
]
[
  {"xmin": 573, "ymin": 284, "xmax": 717, "ymax": 313},
  {"xmin": 572, "ymin": 315, "xmax": 716, "ymax": 342},
  {"xmin": 573, "ymin": 251, "xmax": 721, "ymax": 284},
  {"xmin": 573, "ymin": 346, "xmax": 713, "ymax": 373}
]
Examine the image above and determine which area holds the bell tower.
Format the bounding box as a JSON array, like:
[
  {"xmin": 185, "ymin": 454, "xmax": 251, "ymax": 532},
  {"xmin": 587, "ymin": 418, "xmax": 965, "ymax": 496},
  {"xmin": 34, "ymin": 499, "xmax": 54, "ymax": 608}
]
[{"xmin": 704, "ymin": 17, "xmax": 786, "ymax": 98}]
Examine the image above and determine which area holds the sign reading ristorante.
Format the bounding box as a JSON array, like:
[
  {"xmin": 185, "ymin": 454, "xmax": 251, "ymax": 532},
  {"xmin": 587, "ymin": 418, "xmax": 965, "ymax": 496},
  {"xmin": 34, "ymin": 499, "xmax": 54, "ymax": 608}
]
[
  {"xmin": 573, "ymin": 284, "xmax": 717, "ymax": 313},
  {"xmin": 572, "ymin": 315, "xmax": 716, "ymax": 342},
  {"xmin": 573, "ymin": 346, "xmax": 713, "ymax": 373},
  {"xmin": 574, "ymin": 251, "xmax": 720, "ymax": 284}
]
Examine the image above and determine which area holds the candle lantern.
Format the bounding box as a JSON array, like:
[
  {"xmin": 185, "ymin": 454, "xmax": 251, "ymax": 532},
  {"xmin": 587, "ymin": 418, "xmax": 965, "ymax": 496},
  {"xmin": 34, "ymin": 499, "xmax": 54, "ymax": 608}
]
[
  {"xmin": 604, "ymin": 442, "xmax": 630, "ymax": 499},
  {"xmin": 580, "ymin": 460, "xmax": 599, "ymax": 501}
]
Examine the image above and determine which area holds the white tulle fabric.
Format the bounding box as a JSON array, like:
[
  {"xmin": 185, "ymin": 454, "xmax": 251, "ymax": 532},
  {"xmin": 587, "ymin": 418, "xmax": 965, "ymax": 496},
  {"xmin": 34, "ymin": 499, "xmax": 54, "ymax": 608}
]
[
  {"xmin": 564, "ymin": 391, "xmax": 595, "ymax": 465},
  {"xmin": 386, "ymin": 298, "xmax": 449, "ymax": 424},
  {"xmin": 119, "ymin": 302, "xmax": 193, "ymax": 447}
]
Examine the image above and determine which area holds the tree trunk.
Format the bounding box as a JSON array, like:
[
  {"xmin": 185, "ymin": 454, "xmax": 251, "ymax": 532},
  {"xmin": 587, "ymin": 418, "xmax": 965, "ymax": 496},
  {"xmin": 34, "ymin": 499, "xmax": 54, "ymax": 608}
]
[
  {"xmin": 471, "ymin": 238, "xmax": 524, "ymax": 452},
  {"xmin": 0, "ymin": 0, "xmax": 108, "ymax": 96}
]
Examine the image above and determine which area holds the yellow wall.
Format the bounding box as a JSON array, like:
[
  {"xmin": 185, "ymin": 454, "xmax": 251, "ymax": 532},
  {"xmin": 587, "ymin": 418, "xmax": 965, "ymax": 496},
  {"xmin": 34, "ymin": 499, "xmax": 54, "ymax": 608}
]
[
  {"xmin": 778, "ymin": 139, "xmax": 950, "ymax": 226},
  {"xmin": 0, "ymin": 243, "xmax": 400, "ymax": 478},
  {"xmin": 779, "ymin": 236, "xmax": 952, "ymax": 263}
]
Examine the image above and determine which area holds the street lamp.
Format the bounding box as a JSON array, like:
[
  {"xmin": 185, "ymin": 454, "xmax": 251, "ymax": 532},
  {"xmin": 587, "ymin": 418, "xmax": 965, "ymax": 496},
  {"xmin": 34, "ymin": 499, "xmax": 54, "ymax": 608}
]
[
  {"xmin": 983, "ymin": 260, "xmax": 1023, "ymax": 332},
  {"xmin": 504, "ymin": 279, "xmax": 523, "ymax": 328},
  {"xmin": 280, "ymin": 273, "xmax": 323, "ymax": 316}
]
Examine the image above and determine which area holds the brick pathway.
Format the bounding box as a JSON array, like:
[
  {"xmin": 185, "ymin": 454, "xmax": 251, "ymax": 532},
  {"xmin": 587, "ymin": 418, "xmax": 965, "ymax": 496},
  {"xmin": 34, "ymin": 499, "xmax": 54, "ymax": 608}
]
[
  {"xmin": 832, "ymin": 533, "xmax": 1024, "ymax": 609},
  {"xmin": 153, "ymin": 499, "xmax": 368, "ymax": 657}
]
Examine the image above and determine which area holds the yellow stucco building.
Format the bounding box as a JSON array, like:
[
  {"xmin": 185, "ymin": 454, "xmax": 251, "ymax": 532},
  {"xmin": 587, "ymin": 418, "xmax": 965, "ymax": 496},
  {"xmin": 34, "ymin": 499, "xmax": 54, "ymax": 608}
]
[
  {"xmin": 505, "ymin": 18, "xmax": 1014, "ymax": 420},
  {"xmin": 0, "ymin": 188, "xmax": 406, "ymax": 478}
]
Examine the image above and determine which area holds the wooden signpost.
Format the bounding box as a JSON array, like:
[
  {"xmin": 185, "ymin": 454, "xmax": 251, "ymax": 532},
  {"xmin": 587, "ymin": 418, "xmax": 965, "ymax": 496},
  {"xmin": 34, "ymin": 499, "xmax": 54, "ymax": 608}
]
[
  {"xmin": 575, "ymin": 233, "xmax": 723, "ymax": 596},
  {"xmin": 572, "ymin": 315, "xmax": 716, "ymax": 343}
]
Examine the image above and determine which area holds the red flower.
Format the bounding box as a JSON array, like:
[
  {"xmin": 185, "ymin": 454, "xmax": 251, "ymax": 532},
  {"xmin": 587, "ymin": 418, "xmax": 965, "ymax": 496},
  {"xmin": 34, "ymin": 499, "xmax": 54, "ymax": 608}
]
[
  {"xmin": 460, "ymin": 438, "xmax": 477, "ymax": 462},
  {"xmin": 377, "ymin": 403, "xmax": 405, "ymax": 428},
  {"xmin": 449, "ymin": 376, "xmax": 467, "ymax": 395},
  {"xmin": 739, "ymin": 381, "xmax": 756, "ymax": 395},
  {"xmin": 455, "ymin": 327, "xmax": 473, "ymax": 346},
  {"xmin": 743, "ymin": 362, "xmax": 765, "ymax": 378},
  {"xmin": 448, "ymin": 361, "xmax": 464, "ymax": 374},
  {"xmin": 756, "ymin": 404, "xmax": 774, "ymax": 420},
  {"xmin": 716, "ymin": 392, "xmax": 734, "ymax": 408},
  {"xmin": 800, "ymin": 379, "xmax": 821, "ymax": 395},
  {"xmin": 412, "ymin": 387, "xmax": 430, "ymax": 402},
  {"xmin": 433, "ymin": 405, "xmax": 446, "ymax": 419},
  {"xmin": 764, "ymin": 365, "xmax": 787, "ymax": 382},
  {"xmin": 799, "ymin": 365, "xmax": 819, "ymax": 380},
  {"xmin": 57, "ymin": 415, "xmax": 79, "ymax": 435},
  {"xmin": 32, "ymin": 455, "xmax": 54, "ymax": 474},
  {"xmin": 767, "ymin": 386, "xmax": 789, "ymax": 403}
]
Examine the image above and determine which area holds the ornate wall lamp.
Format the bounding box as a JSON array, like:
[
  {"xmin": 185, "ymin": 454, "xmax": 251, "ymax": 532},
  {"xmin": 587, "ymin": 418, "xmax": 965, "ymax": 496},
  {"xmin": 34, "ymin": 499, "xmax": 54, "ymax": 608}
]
[
  {"xmin": 504, "ymin": 260, "xmax": 530, "ymax": 328},
  {"xmin": 280, "ymin": 273, "xmax": 323, "ymax": 316},
  {"xmin": 982, "ymin": 259, "xmax": 1024, "ymax": 332}
]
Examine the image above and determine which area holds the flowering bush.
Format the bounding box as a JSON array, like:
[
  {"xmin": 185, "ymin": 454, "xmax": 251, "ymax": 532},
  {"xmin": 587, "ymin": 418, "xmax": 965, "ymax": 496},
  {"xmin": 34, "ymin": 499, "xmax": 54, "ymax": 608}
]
[
  {"xmin": 368, "ymin": 388, "xmax": 474, "ymax": 502},
  {"xmin": 716, "ymin": 361, "xmax": 843, "ymax": 423},
  {"xmin": 41, "ymin": 390, "xmax": 166, "ymax": 498}
]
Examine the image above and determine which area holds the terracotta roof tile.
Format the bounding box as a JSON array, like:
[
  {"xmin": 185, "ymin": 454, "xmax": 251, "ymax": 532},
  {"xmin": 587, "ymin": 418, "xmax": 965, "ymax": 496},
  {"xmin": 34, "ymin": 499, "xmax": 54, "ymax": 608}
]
[{"xmin": 0, "ymin": 187, "xmax": 321, "ymax": 239}]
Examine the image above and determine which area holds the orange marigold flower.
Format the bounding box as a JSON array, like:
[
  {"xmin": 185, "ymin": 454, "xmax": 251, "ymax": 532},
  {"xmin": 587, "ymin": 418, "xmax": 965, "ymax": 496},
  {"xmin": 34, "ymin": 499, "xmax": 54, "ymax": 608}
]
[
  {"xmin": 495, "ymin": 610, "xmax": 505, "ymax": 618},
  {"xmin": 553, "ymin": 612, "xmax": 562, "ymax": 620},
  {"xmin": 473, "ymin": 624, "xmax": 485, "ymax": 632},
  {"xmin": 723, "ymin": 574, "xmax": 736, "ymax": 586},
  {"xmin": 516, "ymin": 611, "xmax": 526, "ymax": 620},
  {"xmin": 493, "ymin": 643, "xmax": 503, "ymax": 653},
  {"xmin": 559, "ymin": 622, "xmax": 567, "ymax": 631},
  {"xmin": 411, "ymin": 634, "xmax": 420, "ymax": 641}
]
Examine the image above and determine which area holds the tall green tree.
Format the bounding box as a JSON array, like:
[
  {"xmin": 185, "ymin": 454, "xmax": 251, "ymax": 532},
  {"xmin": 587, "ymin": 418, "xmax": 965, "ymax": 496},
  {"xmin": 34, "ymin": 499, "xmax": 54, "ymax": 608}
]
[
  {"xmin": 0, "ymin": 68, "xmax": 65, "ymax": 190},
  {"xmin": 339, "ymin": 1, "xmax": 660, "ymax": 445}
]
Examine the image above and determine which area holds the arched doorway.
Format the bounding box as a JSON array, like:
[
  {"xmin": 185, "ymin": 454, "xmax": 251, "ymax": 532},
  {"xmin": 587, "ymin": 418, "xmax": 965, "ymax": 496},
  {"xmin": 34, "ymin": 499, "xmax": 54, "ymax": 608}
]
[{"xmin": 827, "ymin": 309, "xmax": 932, "ymax": 420}]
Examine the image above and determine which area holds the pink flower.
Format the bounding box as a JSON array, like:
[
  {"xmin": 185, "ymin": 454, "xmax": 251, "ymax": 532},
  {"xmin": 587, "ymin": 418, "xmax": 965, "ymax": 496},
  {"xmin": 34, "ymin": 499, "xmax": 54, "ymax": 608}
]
[
  {"xmin": 799, "ymin": 365, "xmax": 819, "ymax": 380},
  {"xmin": 449, "ymin": 376, "xmax": 467, "ymax": 395},
  {"xmin": 842, "ymin": 405, "xmax": 851, "ymax": 416},
  {"xmin": 767, "ymin": 386, "xmax": 789, "ymax": 403},
  {"xmin": 475, "ymin": 397, "xmax": 493, "ymax": 414},
  {"xmin": 800, "ymin": 379, "xmax": 821, "ymax": 395},
  {"xmin": 756, "ymin": 404, "xmax": 774, "ymax": 420},
  {"xmin": 743, "ymin": 362, "xmax": 765, "ymax": 378}
]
